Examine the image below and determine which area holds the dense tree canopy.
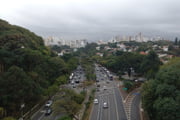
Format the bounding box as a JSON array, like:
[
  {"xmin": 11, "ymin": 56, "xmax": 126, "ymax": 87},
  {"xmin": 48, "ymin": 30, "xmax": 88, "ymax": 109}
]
[
  {"xmin": 0, "ymin": 19, "xmax": 76, "ymax": 118},
  {"xmin": 142, "ymin": 58, "xmax": 180, "ymax": 120},
  {"xmin": 53, "ymin": 89, "xmax": 85, "ymax": 120},
  {"xmin": 97, "ymin": 50, "xmax": 161, "ymax": 78}
]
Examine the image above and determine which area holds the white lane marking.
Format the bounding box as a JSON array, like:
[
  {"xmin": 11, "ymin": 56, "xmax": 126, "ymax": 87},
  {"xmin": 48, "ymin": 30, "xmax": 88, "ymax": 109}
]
[
  {"xmin": 116, "ymin": 88, "xmax": 128, "ymax": 119},
  {"xmin": 98, "ymin": 93, "xmax": 113, "ymax": 97},
  {"xmin": 129, "ymin": 95, "xmax": 136, "ymax": 120},
  {"xmin": 97, "ymin": 95, "xmax": 101, "ymax": 120},
  {"xmin": 40, "ymin": 110, "xmax": 46, "ymax": 113},
  {"xmin": 108, "ymin": 95, "xmax": 111, "ymax": 120},
  {"xmin": 99, "ymin": 95, "xmax": 104, "ymax": 120},
  {"xmin": 113, "ymin": 89, "xmax": 120, "ymax": 120}
]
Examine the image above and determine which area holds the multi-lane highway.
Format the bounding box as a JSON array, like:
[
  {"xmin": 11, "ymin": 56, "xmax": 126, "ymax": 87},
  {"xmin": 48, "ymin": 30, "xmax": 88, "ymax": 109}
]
[
  {"xmin": 31, "ymin": 64, "xmax": 140, "ymax": 120},
  {"xmin": 90, "ymin": 64, "xmax": 127, "ymax": 120}
]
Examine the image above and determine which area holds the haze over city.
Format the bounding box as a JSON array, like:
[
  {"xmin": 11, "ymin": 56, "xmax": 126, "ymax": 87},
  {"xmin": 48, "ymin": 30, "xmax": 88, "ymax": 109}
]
[{"xmin": 0, "ymin": 0, "xmax": 180, "ymax": 41}]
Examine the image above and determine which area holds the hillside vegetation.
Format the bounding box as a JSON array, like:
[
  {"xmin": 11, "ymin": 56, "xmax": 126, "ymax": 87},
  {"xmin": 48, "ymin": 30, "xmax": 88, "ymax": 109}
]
[{"xmin": 0, "ymin": 19, "xmax": 78, "ymax": 118}]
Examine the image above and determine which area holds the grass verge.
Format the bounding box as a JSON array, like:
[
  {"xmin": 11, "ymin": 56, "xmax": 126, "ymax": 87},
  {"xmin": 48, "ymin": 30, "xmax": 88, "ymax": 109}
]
[{"xmin": 82, "ymin": 89, "xmax": 95, "ymax": 120}]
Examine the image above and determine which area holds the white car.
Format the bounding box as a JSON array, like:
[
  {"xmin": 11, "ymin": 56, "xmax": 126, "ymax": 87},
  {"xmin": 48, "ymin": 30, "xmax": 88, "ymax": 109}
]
[
  {"xmin": 103, "ymin": 102, "xmax": 108, "ymax": 108},
  {"xmin": 45, "ymin": 100, "xmax": 53, "ymax": 107},
  {"xmin": 45, "ymin": 108, "xmax": 52, "ymax": 115},
  {"xmin": 71, "ymin": 80, "xmax": 74, "ymax": 85},
  {"xmin": 94, "ymin": 99, "xmax": 98, "ymax": 104}
]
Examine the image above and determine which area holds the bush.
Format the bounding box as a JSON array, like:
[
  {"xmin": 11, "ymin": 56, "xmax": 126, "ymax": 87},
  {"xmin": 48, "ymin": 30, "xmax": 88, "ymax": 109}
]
[
  {"xmin": 3, "ymin": 117, "xmax": 16, "ymax": 120},
  {"xmin": 74, "ymin": 93, "xmax": 85, "ymax": 104},
  {"xmin": 123, "ymin": 80, "xmax": 134, "ymax": 90},
  {"xmin": 85, "ymin": 101, "xmax": 91, "ymax": 108},
  {"xmin": 80, "ymin": 91, "xmax": 87, "ymax": 97},
  {"xmin": 58, "ymin": 115, "xmax": 72, "ymax": 120}
]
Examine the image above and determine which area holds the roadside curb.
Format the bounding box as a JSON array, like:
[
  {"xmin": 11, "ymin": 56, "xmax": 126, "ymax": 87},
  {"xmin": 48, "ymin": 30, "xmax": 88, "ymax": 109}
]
[{"xmin": 139, "ymin": 101, "xmax": 144, "ymax": 120}]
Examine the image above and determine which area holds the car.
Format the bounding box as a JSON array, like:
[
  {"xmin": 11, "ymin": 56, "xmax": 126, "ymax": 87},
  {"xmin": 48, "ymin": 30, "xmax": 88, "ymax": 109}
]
[
  {"xmin": 97, "ymin": 84, "xmax": 100, "ymax": 87},
  {"xmin": 96, "ymin": 88, "xmax": 100, "ymax": 92},
  {"xmin": 103, "ymin": 102, "xmax": 108, "ymax": 108},
  {"xmin": 106, "ymin": 81, "xmax": 110, "ymax": 84},
  {"xmin": 45, "ymin": 108, "xmax": 52, "ymax": 115},
  {"xmin": 109, "ymin": 76, "xmax": 113, "ymax": 81},
  {"xmin": 45, "ymin": 100, "xmax": 53, "ymax": 107},
  {"xmin": 94, "ymin": 99, "xmax": 98, "ymax": 104},
  {"xmin": 71, "ymin": 80, "xmax": 75, "ymax": 85},
  {"xmin": 96, "ymin": 80, "xmax": 99, "ymax": 82},
  {"xmin": 75, "ymin": 80, "xmax": 80, "ymax": 83},
  {"xmin": 103, "ymin": 86, "xmax": 107, "ymax": 90}
]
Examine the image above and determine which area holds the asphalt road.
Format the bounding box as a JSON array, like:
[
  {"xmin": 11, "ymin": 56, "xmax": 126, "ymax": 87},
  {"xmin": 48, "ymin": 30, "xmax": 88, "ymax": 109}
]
[
  {"xmin": 90, "ymin": 64, "xmax": 127, "ymax": 120},
  {"xmin": 130, "ymin": 93, "xmax": 141, "ymax": 120}
]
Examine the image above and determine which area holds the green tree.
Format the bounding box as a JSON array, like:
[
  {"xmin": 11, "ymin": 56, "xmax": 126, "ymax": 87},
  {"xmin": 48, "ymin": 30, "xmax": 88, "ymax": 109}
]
[
  {"xmin": 141, "ymin": 80, "xmax": 158, "ymax": 118},
  {"xmin": 44, "ymin": 84, "xmax": 59, "ymax": 98},
  {"xmin": 58, "ymin": 115, "xmax": 72, "ymax": 120},
  {"xmin": 123, "ymin": 81, "xmax": 134, "ymax": 91},
  {"xmin": 142, "ymin": 58, "xmax": 180, "ymax": 120},
  {"xmin": 140, "ymin": 51, "xmax": 161, "ymax": 79},
  {"xmin": 0, "ymin": 19, "xmax": 80, "ymax": 119},
  {"xmin": 155, "ymin": 84, "xmax": 176, "ymax": 98},
  {"xmin": 55, "ymin": 75, "xmax": 68, "ymax": 85},
  {"xmin": 2, "ymin": 117, "xmax": 16, "ymax": 120},
  {"xmin": 174, "ymin": 37, "xmax": 178, "ymax": 45},
  {"xmin": 0, "ymin": 66, "xmax": 38, "ymax": 115},
  {"xmin": 47, "ymin": 57, "xmax": 67, "ymax": 83},
  {"xmin": 53, "ymin": 89, "xmax": 84, "ymax": 120},
  {"xmin": 153, "ymin": 97, "xmax": 178, "ymax": 120},
  {"xmin": 67, "ymin": 57, "xmax": 78, "ymax": 72}
]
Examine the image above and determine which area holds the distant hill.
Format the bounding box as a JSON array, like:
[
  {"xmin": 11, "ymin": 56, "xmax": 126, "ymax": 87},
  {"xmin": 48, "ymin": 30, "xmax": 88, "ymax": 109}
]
[{"xmin": 0, "ymin": 19, "xmax": 45, "ymax": 51}]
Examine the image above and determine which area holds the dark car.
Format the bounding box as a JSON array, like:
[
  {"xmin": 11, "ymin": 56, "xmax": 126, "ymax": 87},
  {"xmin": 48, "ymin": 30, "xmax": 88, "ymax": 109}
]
[
  {"xmin": 106, "ymin": 80, "xmax": 110, "ymax": 84},
  {"xmin": 75, "ymin": 80, "xmax": 80, "ymax": 83},
  {"xmin": 45, "ymin": 108, "xmax": 52, "ymax": 116},
  {"xmin": 97, "ymin": 84, "xmax": 100, "ymax": 87},
  {"xmin": 109, "ymin": 76, "xmax": 113, "ymax": 81},
  {"xmin": 96, "ymin": 88, "xmax": 100, "ymax": 92}
]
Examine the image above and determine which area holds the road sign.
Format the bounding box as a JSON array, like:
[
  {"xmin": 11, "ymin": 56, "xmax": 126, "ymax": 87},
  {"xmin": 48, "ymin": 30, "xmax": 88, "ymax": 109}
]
[
  {"xmin": 123, "ymin": 87, "xmax": 128, "ymax": 91},
  {"xmin": 133, "ymin": 92, "xmax": 140, "ymax": 95}
]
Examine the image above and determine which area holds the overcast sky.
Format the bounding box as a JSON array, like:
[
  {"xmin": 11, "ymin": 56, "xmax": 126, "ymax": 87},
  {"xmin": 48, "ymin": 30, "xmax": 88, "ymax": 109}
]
[{"xmin": 0, "ymin": 0, "xmax": 180, "ymax": 41}]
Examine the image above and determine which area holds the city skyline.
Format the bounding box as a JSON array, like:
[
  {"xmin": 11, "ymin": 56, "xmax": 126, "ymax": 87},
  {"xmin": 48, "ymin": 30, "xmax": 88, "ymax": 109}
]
[
  {"xmin": 43, "ymin": 32, "xmax": 166, "ymax": 48},
  {"xmin": 0, "ymin": 0, "xmax": 180, "ymax": 41}
]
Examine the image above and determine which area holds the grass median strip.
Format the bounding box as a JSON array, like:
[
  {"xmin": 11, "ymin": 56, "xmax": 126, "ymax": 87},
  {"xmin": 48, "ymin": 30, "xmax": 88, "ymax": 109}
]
[{"xmin": 82, "ymin": 89, "xmax": 95, "ymax": 120}]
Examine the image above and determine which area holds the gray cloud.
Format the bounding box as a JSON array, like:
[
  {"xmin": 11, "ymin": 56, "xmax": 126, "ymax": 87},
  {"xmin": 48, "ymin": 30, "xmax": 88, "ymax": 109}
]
[{"xmin": 0, "ymin": 0, "xmax": 180, "ymax": 41}]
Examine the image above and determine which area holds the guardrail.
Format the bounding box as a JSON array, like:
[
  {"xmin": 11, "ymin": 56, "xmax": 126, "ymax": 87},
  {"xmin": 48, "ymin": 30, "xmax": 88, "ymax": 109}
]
[{"xmin": 19, "ymin": 98, "xmax": 48, "ymax": 120}]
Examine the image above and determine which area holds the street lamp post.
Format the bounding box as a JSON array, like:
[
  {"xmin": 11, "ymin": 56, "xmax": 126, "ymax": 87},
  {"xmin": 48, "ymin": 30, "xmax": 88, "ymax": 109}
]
[{"xmin": 20, "ymin": 103, "xmax": 25, "ymax": 120}]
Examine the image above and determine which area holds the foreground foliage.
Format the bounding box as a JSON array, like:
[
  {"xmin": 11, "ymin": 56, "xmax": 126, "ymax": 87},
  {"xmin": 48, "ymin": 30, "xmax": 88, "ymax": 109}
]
[
  {"xmin": 53, "ymin": 89, "xmax": 86, "ymax": 120},
  {"xmin": 142, "ymin": 58, "xmax": 180, "ymax": 120},
  {"xmin": 0, "ymin": 19, "xmax": 76, "ymax": 118}
]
